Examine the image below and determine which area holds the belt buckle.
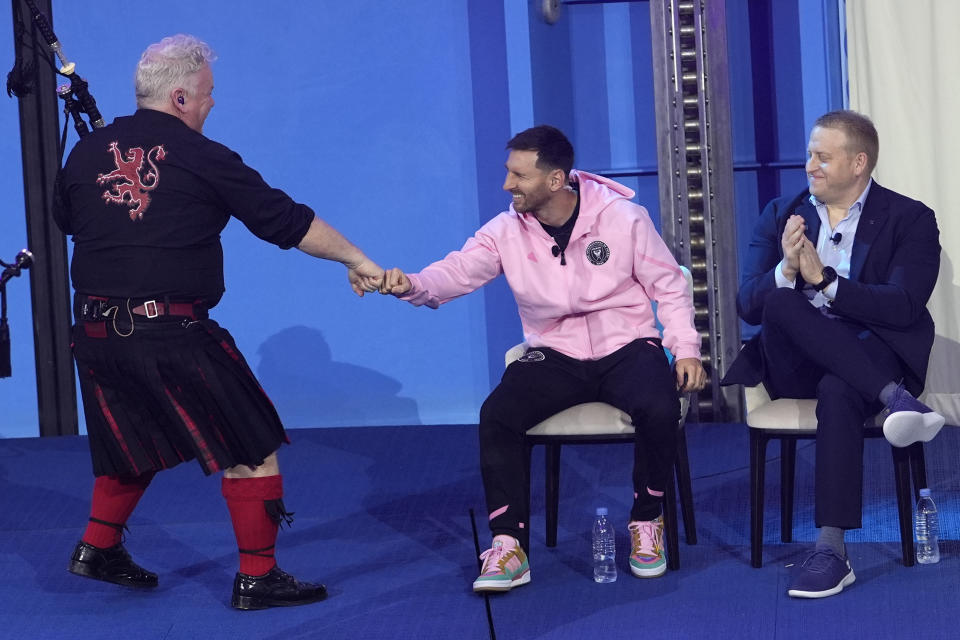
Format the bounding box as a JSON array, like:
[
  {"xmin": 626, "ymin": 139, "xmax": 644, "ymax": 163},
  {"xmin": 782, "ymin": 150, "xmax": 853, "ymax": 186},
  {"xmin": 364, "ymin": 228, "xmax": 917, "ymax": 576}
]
[{"xmin": 143, "ymin": 300, "xmax": 159, "ymax": 318}]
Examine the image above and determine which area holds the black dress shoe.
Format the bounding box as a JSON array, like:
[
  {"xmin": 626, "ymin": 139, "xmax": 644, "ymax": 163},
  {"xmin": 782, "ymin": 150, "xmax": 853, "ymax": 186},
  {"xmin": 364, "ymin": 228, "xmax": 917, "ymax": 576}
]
[
  {"xmin": 68, "ymin": 541, "xmax": 158, "ymax": 588},
  {"xmin": 231, "ymin": 566, "xmax": 327, "ymax": 610}
]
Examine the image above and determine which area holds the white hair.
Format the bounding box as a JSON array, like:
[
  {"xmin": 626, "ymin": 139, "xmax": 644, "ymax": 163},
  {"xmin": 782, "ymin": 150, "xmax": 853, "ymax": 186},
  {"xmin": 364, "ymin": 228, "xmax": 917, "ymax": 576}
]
[{"xmin": 135, "ymin": 34, "xmax": 216, "ymax": 108}]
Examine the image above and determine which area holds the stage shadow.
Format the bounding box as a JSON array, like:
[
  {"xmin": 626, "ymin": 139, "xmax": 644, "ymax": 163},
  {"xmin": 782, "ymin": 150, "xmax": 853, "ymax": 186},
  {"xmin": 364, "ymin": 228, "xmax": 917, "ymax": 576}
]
[{"xmin": 256, "ymin": 325, "xmax": 421, "ymax": 428}]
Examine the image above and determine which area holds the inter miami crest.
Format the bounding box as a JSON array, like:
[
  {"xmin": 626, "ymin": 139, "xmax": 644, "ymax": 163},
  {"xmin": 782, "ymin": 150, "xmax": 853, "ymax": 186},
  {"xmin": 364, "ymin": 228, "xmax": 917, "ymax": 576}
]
[{"xmin": 586, "ymin": 240, "xmax": 610, "ymax": 265}]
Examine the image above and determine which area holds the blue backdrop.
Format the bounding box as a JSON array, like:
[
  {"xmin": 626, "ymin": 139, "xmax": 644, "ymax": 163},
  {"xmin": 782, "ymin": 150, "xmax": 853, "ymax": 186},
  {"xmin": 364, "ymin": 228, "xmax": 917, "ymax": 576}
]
[{"xmin": 0, "ymin": 0, "xmax": 841, "ymax": 437}]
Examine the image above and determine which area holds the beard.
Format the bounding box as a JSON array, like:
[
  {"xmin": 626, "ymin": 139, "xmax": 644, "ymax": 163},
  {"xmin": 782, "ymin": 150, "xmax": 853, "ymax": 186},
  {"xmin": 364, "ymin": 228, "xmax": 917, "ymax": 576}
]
[{"xmin": 511, "ymin": 187, "xmax": 550, "ymax": 214}]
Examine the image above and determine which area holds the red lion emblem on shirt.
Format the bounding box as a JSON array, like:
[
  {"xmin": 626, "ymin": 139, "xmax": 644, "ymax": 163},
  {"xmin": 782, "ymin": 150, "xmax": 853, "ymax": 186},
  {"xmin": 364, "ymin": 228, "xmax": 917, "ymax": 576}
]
[{"xmin": 96, "ymin": 141, "xmax": 167, "ymax": 220}]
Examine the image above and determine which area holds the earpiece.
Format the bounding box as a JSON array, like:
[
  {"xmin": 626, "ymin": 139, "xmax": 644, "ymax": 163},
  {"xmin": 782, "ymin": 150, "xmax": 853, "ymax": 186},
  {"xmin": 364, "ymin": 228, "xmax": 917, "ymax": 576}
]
[{"xmin": 177, "ymin": 95, "xmax": 184, "ymax": 105}]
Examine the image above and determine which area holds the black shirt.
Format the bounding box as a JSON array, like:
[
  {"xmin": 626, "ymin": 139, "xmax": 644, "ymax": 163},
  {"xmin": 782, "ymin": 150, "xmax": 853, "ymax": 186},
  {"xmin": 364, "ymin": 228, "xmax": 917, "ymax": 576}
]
[
  {"xmin": 53, "ymin": 109, "xmax": 314, "ymax": 305},
  {"xmin": 539, "ymin": 188, "xmax": 580, "ymax": 265}
]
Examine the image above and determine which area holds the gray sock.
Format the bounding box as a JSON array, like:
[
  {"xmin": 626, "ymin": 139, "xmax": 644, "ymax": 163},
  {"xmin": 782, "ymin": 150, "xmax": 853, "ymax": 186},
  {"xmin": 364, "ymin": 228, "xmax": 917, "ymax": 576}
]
[
  {"xmin": 878, "ymin": 381, "xmax": 899, "ymax": 405},
  {"xmin": 816, "ymin": 526, "xmax": 846, "ymax": 557}
]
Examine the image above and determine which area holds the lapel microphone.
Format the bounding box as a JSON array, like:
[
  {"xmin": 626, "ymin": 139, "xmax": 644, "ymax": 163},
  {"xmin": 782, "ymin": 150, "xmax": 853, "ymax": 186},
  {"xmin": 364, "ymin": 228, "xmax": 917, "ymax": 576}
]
[
  {"xmin": 831, "ymin": 232, "xmax": 842, "ymax": 245},
  {"xmin": 551, "ymin": 245, "xmax": 566, "ymax": 265}
]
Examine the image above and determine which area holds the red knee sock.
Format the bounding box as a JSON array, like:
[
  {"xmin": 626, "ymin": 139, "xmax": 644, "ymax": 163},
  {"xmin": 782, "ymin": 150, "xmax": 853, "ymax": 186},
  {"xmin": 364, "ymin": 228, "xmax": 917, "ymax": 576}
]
[
  {"xmin": 82, "ymin": 472, "xmax": 154, "ymax": 549},
  {"xmin": 222, "ymin": 475, "xmax": 290, "ymax": 576}
]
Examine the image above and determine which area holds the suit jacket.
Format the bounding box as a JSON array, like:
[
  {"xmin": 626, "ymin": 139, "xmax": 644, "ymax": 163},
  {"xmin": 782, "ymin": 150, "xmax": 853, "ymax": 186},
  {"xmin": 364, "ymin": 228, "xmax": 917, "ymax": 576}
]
[{"xmin": 723, "ymin": 182, "xmax": 941, "ymax": 396}]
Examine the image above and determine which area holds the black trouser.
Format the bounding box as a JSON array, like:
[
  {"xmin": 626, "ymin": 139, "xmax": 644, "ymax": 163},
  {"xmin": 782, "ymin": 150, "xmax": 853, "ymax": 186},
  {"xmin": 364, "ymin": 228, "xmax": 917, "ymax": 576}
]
[
  {"xmin": 759, "ymin": 288, "xmax": 904, "ymax": 529},
  {"xmin": 479, "ymin": 339, "xmax": 680, "ymax": 548}
]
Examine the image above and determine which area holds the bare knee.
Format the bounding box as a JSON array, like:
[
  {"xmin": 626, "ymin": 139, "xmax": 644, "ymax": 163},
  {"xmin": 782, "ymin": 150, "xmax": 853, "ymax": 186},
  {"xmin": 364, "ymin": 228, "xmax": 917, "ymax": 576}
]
[{"xmin": 223, "ymin": 451, "xmax": 280, "ymax": 478}]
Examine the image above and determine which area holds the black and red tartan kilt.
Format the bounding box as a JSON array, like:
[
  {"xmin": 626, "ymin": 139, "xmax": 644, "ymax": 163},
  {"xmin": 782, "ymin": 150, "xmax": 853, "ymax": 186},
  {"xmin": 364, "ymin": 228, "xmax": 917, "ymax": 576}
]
[{"xmin": 72, "ymin": 317, "xmax": 289, "ymax": 477}]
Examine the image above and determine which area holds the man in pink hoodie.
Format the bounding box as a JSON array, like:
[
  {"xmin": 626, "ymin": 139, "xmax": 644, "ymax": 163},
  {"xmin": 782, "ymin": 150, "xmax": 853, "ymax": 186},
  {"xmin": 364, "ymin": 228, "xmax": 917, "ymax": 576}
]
[{"xmin": 380, "ymin": 125, "xmax": 705, "ymax": 592}]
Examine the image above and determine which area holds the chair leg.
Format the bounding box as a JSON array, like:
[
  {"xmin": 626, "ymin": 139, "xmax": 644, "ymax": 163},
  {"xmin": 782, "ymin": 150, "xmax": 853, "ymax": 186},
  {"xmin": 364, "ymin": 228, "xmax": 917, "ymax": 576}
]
[
  {"xmin": 909, "ymin": 442, "xmax": 928, "ymax": 501},
  {"xmin": 780, "ymin": 439, "xmax": 797, "ymax": 543},
  {"xmin": 750, "ymin": 429, "xmax": 768, "ymax": 568},
  {"xmin": 544, "ymin": 443, "xmax": 561, "ymax": 548},
  {"xmin": 674, "ymin": 426, "xmax": 697, "ymax": 545},
  {"xmin": 891, "ymin": 445, "xmax": 916, "ymax": 567},
  {"xmin": 663, "ymin": 465, "xmax": 680, "ymax": 571}
]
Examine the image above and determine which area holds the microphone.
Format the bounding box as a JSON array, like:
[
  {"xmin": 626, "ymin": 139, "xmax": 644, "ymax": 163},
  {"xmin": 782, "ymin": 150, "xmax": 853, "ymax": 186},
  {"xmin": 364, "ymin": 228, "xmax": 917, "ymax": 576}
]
[
  {"xmin": 831, "ymin": 232, "xmax": 842, "ymax": 245},
  {"xmin": 551, "ymin": 246, "xmax": 560, "ymax": 257},
  {"xmin": 1, "ymin": 249, "xmax": 33, "ymax": 287},
  {"xmin": 15, "ymin": 250, "xmax": 34, "ymax": 271}
]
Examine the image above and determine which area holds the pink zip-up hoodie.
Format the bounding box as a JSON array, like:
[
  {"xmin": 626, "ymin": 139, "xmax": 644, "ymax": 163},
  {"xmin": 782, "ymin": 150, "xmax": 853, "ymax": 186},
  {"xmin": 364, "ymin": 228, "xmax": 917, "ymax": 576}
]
[{"xmin": 401, "ymin": 170, "xmax": 701, "ymax": 362}]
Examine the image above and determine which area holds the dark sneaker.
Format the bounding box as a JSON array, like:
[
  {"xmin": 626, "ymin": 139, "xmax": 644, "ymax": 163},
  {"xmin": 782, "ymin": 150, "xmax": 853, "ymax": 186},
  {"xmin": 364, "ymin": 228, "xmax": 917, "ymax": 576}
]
[
  {"xmin": 231, "ymin": 566, "xmax": 327, "ymax": 610},
  {"xmin": 882, "ymin": 384, "xmax": 945, "ymax": 448},
  {"xmin": 787, "ymin": 549, "xmax": 855, "ymax": 598},
  {"xmin": 68, "ymin": 541, "xmax": 158, "ymax": 588}
]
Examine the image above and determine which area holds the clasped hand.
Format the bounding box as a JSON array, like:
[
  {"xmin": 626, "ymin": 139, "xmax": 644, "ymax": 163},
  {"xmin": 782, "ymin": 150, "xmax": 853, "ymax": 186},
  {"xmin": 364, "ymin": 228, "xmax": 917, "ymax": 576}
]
[{"xmin": 780, "ymin": 214, "xmax": 824, "ymax": 284}]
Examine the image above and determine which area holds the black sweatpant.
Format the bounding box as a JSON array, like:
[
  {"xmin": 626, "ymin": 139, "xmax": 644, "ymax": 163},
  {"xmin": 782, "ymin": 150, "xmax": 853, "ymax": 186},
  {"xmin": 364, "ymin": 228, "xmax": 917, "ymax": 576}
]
[{"xmin": 479, "ymin": 338, "xmax": 680, "ymax": 548}]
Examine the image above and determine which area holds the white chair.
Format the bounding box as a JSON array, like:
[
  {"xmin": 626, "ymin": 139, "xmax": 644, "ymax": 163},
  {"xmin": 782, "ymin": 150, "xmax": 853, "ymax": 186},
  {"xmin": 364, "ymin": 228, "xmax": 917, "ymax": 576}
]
[
  {"xmin": 507, "ymin": 266, "xmax": 697, "ymax": 569},
  {"xmin": 744, "ymin": 383, "xmax": 927, "ymax": 568}
]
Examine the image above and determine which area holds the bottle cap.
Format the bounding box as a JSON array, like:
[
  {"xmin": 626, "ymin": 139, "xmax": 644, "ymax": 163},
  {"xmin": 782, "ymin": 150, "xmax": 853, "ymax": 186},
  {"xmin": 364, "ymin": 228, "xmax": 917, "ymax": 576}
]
[
  {"xmin": 920, "ymin": 488, "xmax": 931, "ymax": 497},
  {"xmin": 595, "ymin": 507, "xmax": 608, "ymax": 516}
]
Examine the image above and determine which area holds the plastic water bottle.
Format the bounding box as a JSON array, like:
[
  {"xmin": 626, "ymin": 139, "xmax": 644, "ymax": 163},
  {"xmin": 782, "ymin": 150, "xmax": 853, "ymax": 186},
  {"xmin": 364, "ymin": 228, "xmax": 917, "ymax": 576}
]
[
  {"xmin": 592, "ymin": 507, "xmax": 617, "ymax": 583},
  {"xmin": 915, "ymin": 488, "xmax": 941, "ymax": 564}
]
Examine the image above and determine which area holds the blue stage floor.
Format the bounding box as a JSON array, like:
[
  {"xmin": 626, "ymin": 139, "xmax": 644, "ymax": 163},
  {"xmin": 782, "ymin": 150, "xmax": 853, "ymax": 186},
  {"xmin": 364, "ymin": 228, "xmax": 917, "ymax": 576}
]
[{"xmin": 0, "ymin": 422, "xmax": 957, "ymax": 639}]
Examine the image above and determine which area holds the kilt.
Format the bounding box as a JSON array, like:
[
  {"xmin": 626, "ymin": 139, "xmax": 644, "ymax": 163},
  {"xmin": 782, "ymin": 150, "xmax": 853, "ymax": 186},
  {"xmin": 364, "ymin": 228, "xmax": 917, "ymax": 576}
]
[{"xmin": 72, "ymin": 315, "xmax": 288, "ymax": 477}]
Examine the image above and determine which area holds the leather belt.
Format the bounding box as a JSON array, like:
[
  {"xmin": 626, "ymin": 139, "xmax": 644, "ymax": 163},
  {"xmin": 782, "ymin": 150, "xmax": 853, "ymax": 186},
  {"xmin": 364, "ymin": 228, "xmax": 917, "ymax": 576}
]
[
  {"xmin": 130, "ymin": 300, "xmax": 198, "ymax": 319},
  {"xmin": 77, "ymin": 296, "xmax": 205, "ymax": 322}
]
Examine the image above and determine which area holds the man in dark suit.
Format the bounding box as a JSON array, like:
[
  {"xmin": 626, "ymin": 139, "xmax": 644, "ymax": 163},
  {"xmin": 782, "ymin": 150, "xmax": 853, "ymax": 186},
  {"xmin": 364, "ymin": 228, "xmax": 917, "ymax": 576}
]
[{"xmin": 724, "ymin": 110, "xmax": 944, "ymax": 598}]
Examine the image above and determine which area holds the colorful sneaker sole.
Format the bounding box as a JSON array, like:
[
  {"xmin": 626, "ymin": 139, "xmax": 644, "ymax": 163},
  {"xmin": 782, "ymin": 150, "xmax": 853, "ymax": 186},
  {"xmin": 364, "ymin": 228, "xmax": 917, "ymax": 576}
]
[
  {"xmin": 630, "ymin": 557, "xmax": 666, "ymax": 578},
  {"xmin": 472, "ymin": 566, "xmax": 531, "ymax": 592}
]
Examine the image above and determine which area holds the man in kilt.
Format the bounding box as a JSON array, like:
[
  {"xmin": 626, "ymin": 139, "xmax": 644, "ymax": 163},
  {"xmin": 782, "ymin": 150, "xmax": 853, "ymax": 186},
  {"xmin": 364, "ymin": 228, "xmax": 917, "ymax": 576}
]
[{"xmin": 52, "ymin": 34, "xmax": 383, "ymax": 610}]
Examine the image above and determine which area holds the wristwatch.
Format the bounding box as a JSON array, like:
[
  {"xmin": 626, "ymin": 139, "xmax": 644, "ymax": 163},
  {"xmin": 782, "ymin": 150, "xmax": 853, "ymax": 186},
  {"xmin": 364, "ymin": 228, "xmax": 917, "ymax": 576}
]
[{"xmin": 812, "ymin": 266, "xmax": 837, "ymax": 292}]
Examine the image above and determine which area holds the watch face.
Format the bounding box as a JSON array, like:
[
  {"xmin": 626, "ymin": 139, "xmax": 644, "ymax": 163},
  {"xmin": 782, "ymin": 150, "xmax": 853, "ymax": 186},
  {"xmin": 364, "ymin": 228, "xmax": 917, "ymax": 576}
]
[{"xmin": 816, "ymin": 267, "xmax": 837, "ymax": 291}]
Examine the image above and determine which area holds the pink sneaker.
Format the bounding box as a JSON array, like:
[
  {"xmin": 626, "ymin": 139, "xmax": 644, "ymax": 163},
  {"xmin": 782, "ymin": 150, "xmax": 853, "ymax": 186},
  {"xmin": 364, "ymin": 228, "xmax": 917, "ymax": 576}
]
[
  {"xmin": 472, "ymin": 536, "xmax": 530, "ymax": 592},
  {"xmin": 629, "ymin": 516, "xmax": 666, "ymax": 578}
]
